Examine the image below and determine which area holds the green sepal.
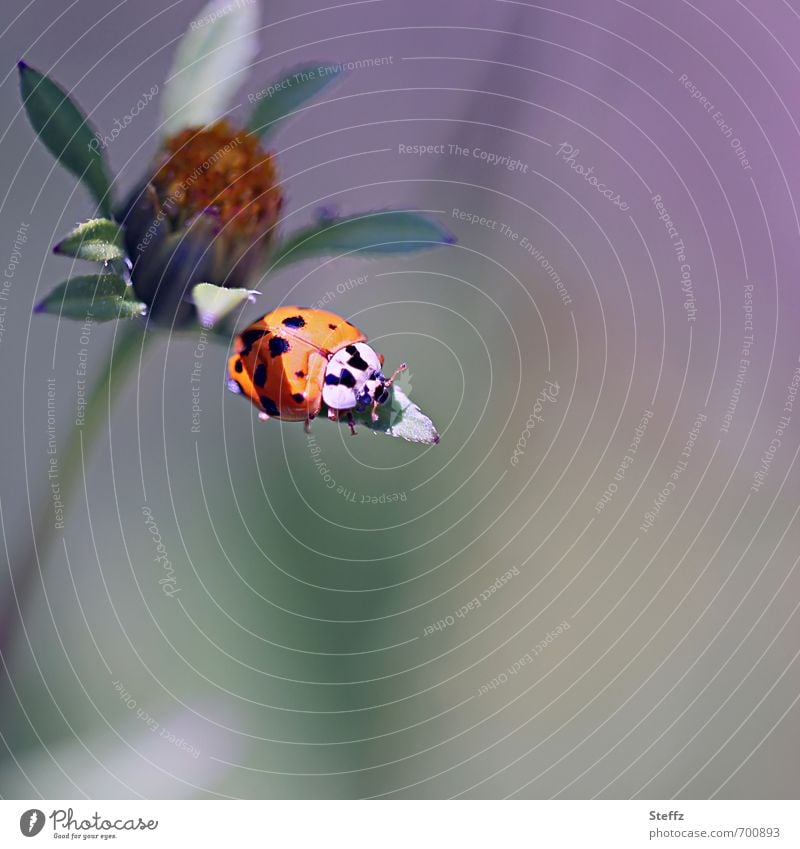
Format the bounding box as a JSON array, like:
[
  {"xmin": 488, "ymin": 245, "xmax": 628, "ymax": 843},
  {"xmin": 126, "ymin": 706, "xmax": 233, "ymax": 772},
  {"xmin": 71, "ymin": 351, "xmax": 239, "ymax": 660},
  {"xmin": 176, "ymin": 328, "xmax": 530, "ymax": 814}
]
[
  {"xmin": 247, "ymin": 64, "xmax": 342, "ymax": 140},
  {"xmin": 192, "ymin": 282, "xmax": 256, "ymax": 328},
  {"xmin": 34, "ymin": 274, "xmax": 145, "ymax": 321},
  {"xmin": 18, "ymin": 61, "xmax": 114, "ymax": 217},
  {"xmin": 53, "ymin": 218, "xmax": 125, "ymax": 262},
  {"xmin": 268, "ymin": 210, "xmax": 456, "ymax": 271},
  {"xmin": 160, "ymin": 0, "xmax": 258, "ymax": 135}
]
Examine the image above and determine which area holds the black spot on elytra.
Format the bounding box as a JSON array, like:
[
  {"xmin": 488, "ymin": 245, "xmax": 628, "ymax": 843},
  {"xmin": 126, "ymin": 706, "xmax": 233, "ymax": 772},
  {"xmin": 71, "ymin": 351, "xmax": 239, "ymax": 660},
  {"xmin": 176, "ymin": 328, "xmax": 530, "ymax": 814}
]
[
  {"xmin": 292, "ymin": 393, "xmax": 305, "ymax": 403},
  {"xmin": 234, "ymin": 359, "xmax": 243, "ymax": 373},
  {"xmin": 295, "ymin": 370, "xmax": 305, "ymax": 378},
  {"xmin": 347, "ymin": 351, "xmax": 369, "ymax": 371},
  {"xmin": 328, "ymin": 323, "xmax": 337, "ymax": 330},
  {"xmin": 253, "ymin": 362, "xmax": 267, "ymax": 387},
  {"xmin": 325, "ymin": 373, "xmax": 340, "ymax": 385},
  {"xmin": 268, "ymin": 337, "xmax": 290, "ymax": 358},
  {"xmin": 259, "ymin": 395, "xmax": 280, "ymax": 416},
  {"xmin": 339, "ymin": 369, "xmax": 357, "ymax": 389},
  {"xmin": 282, "ymin": 315, "xmax": 306, "ymax": 328},
  {"xmin": 239, "ymin": 327, "xmax": 268, "ymax": 355}
]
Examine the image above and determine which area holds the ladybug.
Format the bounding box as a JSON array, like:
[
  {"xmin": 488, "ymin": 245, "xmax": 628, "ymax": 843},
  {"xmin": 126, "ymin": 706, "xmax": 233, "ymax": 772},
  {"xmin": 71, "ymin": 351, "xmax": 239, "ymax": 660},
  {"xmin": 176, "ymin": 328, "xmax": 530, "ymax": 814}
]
[{"xmin": 227, "ymin": 306, "xmax": 406, "ymax": 433}]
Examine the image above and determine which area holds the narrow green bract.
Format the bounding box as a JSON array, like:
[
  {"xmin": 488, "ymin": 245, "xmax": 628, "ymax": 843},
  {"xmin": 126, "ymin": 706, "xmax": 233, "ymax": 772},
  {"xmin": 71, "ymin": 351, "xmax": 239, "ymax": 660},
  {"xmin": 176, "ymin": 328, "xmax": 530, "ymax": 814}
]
[
  {"xmin": 269, "ymin": 211, "xmax": 456, "ymax": 270},
  {"xmin": 192, "ymin": 282, "xmax": 254, "ymax": 328},
  {"xmin": 53, "ymin": 218, "xmax": 125, "ymax": 262},
  {"xmin": 247, "ymin": 64, "xmax": 342, "ymax": 140},
  {"xmin": 18, "ymin": 62, "xmax": 113, "ymax": 218},
  {"xmin": 35, "ymin": 274, "xmax": 145, "ymax": 321},
  {"xmin": 161, "ymin": 0, "xmax": 259, "ymax": 135}
]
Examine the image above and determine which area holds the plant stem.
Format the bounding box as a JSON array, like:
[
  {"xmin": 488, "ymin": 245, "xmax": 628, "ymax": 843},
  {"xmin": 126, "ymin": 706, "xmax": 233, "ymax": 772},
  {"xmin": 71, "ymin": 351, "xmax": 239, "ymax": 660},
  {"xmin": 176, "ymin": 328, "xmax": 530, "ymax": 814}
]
[{"xmin": 0, "ymin": 321, "xmax": 149, "ymax": 670}]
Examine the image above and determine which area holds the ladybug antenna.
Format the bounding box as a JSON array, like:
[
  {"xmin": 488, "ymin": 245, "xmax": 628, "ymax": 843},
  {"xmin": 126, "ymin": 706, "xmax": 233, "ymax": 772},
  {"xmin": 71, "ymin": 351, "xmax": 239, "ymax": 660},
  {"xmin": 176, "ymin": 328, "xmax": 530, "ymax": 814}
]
[{"xmin": 385, "ymin": 362, "xmax": 407, "ymax": 387}]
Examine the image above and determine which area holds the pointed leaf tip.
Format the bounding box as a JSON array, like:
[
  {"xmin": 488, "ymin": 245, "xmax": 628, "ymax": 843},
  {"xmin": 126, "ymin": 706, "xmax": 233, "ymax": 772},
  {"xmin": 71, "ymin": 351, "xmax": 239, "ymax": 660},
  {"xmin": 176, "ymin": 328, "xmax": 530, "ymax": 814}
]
[
  {"xmin": 36, "ymin": 274, "xmax": 145, "ymax": 322},
  {"xmin": 349, "ymin": 385, "xmax": 440, "ymax": 444},
  {"xmin": 192, "ymin": 282, "xmax": 254, "ymax": 328},
  {"xmin": 18, "ymin": 62, "xmax": 113, "ymax": 217},
  {"xmin": 269, "ymin": 210, "xmax": 456, "ymax": 271},
  {"xmin": 161, "ymin": 0, "xmax": 259, "ymax": 135},
  {"xmin": 246, "ymin": 63, "xmax": 344, "ymax": 140},
  {"xmin": 315, "ymin": 204, "xmax": 339, "ymax": 223},
  {"xmin": 52, "ymin": 218, "xmax": 125, "ymax": 262}
]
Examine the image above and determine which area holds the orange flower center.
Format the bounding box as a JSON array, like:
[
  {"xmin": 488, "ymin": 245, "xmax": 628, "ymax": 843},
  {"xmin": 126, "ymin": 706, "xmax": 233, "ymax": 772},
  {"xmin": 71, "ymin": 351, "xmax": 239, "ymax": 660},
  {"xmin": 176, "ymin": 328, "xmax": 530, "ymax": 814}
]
[{"xmin": 152, "ymin": 120, "xmax": 282, "ymax": 243}]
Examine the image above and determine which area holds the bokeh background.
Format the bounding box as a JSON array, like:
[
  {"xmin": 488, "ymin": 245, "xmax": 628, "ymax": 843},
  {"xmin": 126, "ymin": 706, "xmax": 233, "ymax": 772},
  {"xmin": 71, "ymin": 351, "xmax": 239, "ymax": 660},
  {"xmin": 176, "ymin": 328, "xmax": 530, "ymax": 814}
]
[{"xmin": 1, "ymin": 0, "xmax": 799, "ymax": 799}]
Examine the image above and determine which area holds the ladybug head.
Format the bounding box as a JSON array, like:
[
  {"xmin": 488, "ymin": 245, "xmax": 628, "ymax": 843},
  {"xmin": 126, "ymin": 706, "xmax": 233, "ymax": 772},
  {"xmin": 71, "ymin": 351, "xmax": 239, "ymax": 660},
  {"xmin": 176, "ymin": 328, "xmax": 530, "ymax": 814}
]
[
  {"xmin": 322, "ymin": 342, "xmax": 406, "ymax": 421},
  {"xmin": 360, "ymin": 361, "xmax": 407, "ymax": 422}
]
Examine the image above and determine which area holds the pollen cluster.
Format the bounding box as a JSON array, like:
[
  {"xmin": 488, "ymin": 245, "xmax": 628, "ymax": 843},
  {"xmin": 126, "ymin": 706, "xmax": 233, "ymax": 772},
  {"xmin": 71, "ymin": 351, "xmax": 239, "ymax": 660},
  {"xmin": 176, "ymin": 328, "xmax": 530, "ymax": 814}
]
[{"xmin": 152, "ymin": 119, "xmax": 283, "ymax": 242}]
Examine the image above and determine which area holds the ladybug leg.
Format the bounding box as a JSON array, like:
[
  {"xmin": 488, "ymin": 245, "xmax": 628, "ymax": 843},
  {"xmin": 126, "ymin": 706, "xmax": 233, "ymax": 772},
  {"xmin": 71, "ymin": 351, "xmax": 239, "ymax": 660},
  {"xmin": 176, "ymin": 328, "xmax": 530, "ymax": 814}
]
[
  {"xmin": 371, "ymin": 362, "xmax": 407, "ymax": 421},
  {"xmin": 346, "ymin": 412, "xmax": 357, "ymax": 436},
  {"xmin": 327, "ymin": 407, "xmax": 338, "ymax": 422}
]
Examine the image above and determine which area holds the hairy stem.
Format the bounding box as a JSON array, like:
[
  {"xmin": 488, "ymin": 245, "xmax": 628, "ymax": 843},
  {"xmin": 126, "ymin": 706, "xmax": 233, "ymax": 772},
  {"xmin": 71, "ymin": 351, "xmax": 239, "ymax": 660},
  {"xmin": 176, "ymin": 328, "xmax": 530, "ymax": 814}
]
[{"xmin": 0, "ymin": 321, "xmax": 149, "ymax": 670}]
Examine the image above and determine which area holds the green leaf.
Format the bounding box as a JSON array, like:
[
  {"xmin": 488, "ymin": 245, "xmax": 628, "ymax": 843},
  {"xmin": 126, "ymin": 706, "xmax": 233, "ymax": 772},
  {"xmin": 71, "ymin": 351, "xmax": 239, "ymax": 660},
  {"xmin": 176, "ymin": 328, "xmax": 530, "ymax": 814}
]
[
  {"xmin": 34, "ymin": 274, "xmax": 145, "ymax": 322},
  {"xmin": 349, "ymin": 385, "xmax": 440, "ymax": 444},
  {"xmin": 161, "ymin": 0, "xmax": 259, "ymax": 136},
  {"xmin": 268, "ymin": 210, "xmax": 456, "ymax": 270},
  {"xmin": 246, "ymin": 63, "xmax": 342, "ymax": 140},
  {"xmin": 192, "ymin": 282, "xmax": 255, "ymax": 328},
  {"xmin": 53, "ymin": 218, "xmax": 125, "ymax": 262},
  {"xmin": 18, "ymin": 61, "xmax": 113, "ymax": 217}
]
